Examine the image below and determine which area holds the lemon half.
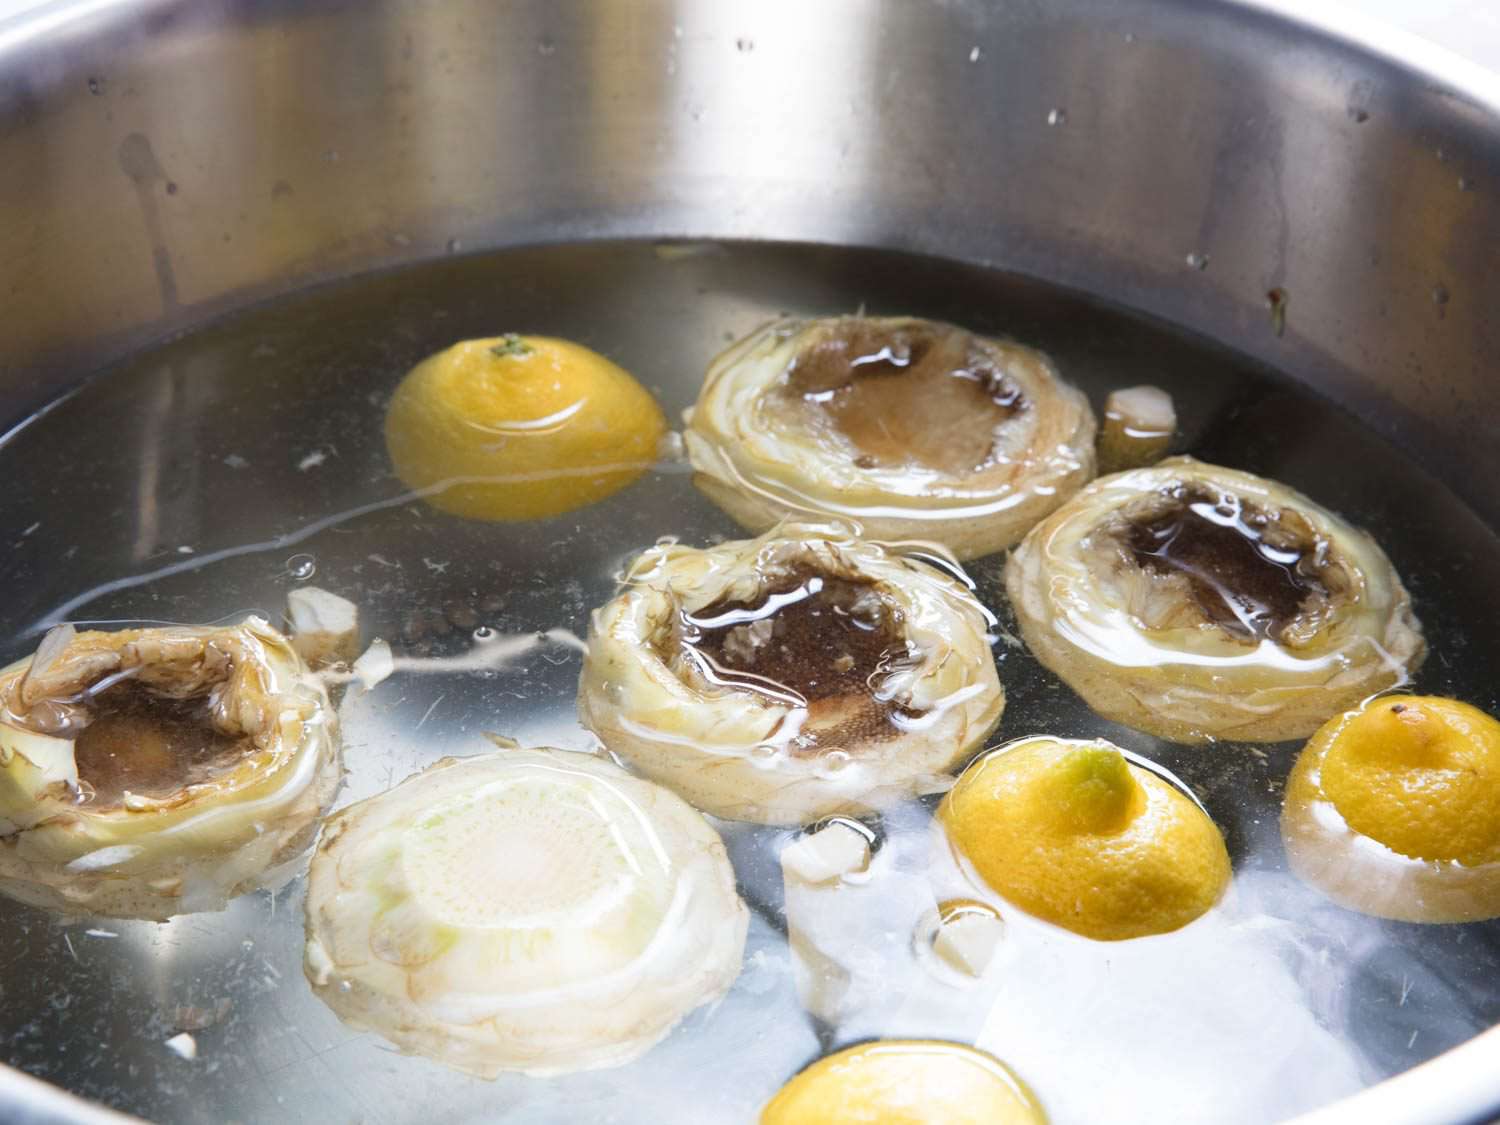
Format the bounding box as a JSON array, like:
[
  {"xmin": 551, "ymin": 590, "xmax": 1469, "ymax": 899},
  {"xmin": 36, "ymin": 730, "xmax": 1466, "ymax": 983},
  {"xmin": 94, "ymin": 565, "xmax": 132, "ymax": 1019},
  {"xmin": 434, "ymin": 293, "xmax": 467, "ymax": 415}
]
[
  {"xmin": 938, "ymin": 737, "xmax": 1230, "ymax": 941},
  {"xmin": 1283, "ymin": 695, "xmax": 1500, "ymax": 922},
  {"xmin": 384, "ymin": 335, "xmax": 666, "ymax": 521},
  {"xmin": 761, "ymin": 1040, "xmax": 1046, "ymax": 1125}
]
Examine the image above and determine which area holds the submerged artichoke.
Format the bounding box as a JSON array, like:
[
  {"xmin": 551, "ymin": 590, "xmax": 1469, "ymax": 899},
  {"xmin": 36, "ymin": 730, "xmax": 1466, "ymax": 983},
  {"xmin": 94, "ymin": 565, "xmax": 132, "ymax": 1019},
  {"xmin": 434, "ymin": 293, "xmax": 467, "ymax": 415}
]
[
  {"xmin": 303, "ymin": 746, "xmax": 747, "ymax": 1078},
  {"xmin": 1006, "ymin": 457, "xmax": 1425, "ymax": 742},
  {"xmin": 684, "ymin": 316, "xmax": 1097, "ymax": 560},
  {"xmin": 579, "ymin": 523, "xmax": 1004, "ymax": 825},
  {"xmin": 0, "ymin": 618, "xmax": 341, "ymax": 920}
]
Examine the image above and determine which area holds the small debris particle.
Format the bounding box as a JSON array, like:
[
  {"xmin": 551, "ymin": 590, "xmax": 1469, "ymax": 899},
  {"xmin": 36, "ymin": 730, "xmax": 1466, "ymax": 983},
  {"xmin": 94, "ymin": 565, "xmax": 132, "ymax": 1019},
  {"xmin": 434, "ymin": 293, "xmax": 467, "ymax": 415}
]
[
  {"xmin": 968, "ymin": 46, "xmax": 981, "ymax": 63},
  {"xmin": 445, "ymin": 602, "xmax": 479, "ymax": 629},
  {"xmin": 222, "ymin": 454, "xmax": 250, "ymax": 469},
  {"xmin": 1266, "ymin": 287, "xmax": 1289, "ymax": 337},
  {"xmin": 170, "ymin": 998, "xmax": 232, "ymax": 1031},
  {"xmin": 164, "ymin": 1033, "xmax": 197, "ymax": 1060},
  {"xmin": 297, "ymin": 449, "xmax": 328, "ymax": 471}
]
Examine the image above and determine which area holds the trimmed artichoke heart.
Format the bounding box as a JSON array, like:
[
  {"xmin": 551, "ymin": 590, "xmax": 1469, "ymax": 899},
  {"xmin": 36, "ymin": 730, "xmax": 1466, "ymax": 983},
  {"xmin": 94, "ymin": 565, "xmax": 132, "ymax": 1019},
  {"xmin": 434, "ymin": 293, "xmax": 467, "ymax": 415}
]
[
  {"xmin": 683, "ymin": 316, "xmax": 1097, "ymax": 560},
  {"xmin": 0, "ymin": 618, "xmax": 341, "ymax": 920},
  {"xmin": 1005, "ymin": 457, "xmax": 1425, "ymax": 742},
  {"xmin": 578, "ymin": 523, "xmax": 1004, "ymax": 825},
  {"xmin": 302, "ymin": 747, "xmax": 747, "ymax": 1078}
]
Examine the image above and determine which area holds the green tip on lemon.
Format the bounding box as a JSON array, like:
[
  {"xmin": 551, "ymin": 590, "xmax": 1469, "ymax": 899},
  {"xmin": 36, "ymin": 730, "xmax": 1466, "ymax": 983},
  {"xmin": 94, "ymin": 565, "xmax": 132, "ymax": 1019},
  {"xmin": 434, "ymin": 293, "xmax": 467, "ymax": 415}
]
[{"xmin": 1047, "ymin": 746, "xmax": 1139, "ymax": 834}]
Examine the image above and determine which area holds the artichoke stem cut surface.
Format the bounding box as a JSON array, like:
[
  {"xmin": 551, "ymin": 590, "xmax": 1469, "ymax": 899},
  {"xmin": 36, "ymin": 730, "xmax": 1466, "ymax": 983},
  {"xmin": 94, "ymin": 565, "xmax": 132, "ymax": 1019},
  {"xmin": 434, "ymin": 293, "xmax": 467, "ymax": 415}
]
[{"xmin": 303, "ymin": 746, "xmax": 747, "ymax": 1078}]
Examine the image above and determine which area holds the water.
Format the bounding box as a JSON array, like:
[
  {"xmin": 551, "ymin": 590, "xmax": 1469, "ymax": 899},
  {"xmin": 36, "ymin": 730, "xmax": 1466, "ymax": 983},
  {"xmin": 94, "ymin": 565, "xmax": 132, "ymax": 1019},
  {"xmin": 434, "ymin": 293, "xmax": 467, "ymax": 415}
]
[{"xmin": 0, "ymin": 240, "xmax": 1497, "ymax": 1124}]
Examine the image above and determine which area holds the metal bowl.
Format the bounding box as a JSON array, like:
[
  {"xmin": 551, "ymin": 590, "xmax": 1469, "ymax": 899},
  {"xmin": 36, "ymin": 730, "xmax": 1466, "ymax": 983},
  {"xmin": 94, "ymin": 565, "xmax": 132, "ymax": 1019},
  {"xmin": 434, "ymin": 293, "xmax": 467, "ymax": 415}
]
[{"xmin": 0, "ymin": 1, "xmax": 1496, "ymax": 1121}]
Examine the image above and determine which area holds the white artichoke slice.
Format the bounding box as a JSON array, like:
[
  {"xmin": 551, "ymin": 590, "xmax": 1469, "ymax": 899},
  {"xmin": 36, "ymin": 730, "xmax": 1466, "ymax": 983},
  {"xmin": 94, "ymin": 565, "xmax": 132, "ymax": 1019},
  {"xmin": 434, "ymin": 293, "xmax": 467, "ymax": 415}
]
[
  {"xmin": 578, "ymin": 523, "xmax": 1004, "ymax": 825},
  {"xmin": 683, "ymin": 316, "xmax": 1097, "ymax": 560},
  {"xmin": 302, "ymin": 747, "xmax": 747, "ymax": 1078},
  {"xmin": 1005, "ymin": 457, "xmax": 1425, "ymax": 743},
  {"xmin": 0, "ymin": 617, "xmax": 341, "ymax": 920}
]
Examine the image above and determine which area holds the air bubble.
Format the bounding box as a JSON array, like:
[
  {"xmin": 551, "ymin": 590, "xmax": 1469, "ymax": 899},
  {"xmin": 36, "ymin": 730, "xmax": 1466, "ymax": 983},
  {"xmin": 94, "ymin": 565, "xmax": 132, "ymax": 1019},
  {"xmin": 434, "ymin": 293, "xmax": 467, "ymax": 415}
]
[
  {"xmin": 285, "ymin": 554, "xmax": 317, "ymax": 581},
  {"xmin": 1186, "ymin": 252, "xmax": 1210, "ymax": 271},
  {"xmin": 473, "ymin": 626, "xmax": 496, "ymax": 642},
  {"xmin": 817, "ymin": 749, "xmax": 852, "ymax": 777},
  {"xmin": 749, "ymin": 743, "xmax": 782, "ymax": 769},
  {"xmin": 1047, "ymin": 108, "xmax": 1067, "ymax": 126}
]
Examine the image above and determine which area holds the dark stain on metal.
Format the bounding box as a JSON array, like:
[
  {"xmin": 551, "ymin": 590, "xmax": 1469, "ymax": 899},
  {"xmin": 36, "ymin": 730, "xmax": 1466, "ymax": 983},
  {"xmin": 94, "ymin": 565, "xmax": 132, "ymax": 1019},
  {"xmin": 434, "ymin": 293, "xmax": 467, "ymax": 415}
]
[{"xmin": 117, "ymin": 133, "xmax": 180, "ymax": 314}]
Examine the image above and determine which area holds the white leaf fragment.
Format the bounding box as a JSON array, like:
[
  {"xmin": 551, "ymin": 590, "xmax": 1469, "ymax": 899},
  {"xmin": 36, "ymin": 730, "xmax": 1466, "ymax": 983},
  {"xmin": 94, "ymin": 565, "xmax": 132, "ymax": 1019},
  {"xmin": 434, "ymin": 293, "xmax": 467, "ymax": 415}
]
[
  {"xmin": 65, "ymin": 845, "xmax": 145, "ymax": 872},
  {"xmin": 286, "ymin": 587, "xmax": 361, "ymax": 667},
  {"xmin": 0, "ymin": 725, "xmax": 79, "ymax": 822},
  {"xmin": 1099, "ymin": 384, "xmax": 1176, "ymax": 472},
  {"xmin": 932, "ymin": 909, "xmax": 1006, "ymax": 978},
  {"xmin": 779, "ymin": 821, "xmax": 871, "ymax": 885},
  {"xmin": 164, "ymin": 1032, "xmax": 197, "ymax": 1060},
  {"xmin": 351, "ymin": 639, "xmax": 395, "ymax": 693}
]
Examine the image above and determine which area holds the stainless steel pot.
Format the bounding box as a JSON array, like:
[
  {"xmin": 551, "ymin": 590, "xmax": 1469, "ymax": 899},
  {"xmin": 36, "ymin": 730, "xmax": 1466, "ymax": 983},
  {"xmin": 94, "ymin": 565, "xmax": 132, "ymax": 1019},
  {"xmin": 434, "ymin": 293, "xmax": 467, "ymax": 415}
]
[{"xmin": 0, "ymin": 1, "xmax": 1496, "ymax": 1122}]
